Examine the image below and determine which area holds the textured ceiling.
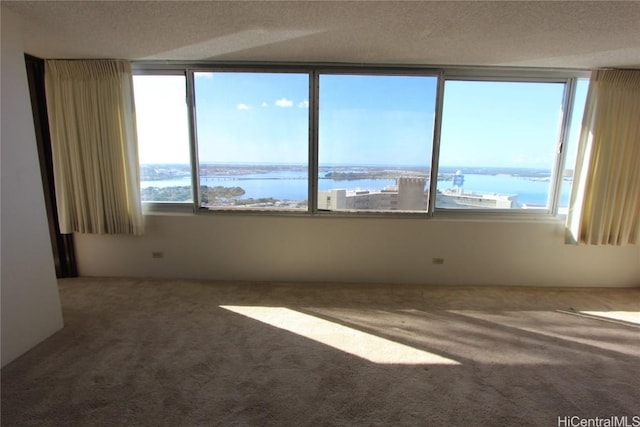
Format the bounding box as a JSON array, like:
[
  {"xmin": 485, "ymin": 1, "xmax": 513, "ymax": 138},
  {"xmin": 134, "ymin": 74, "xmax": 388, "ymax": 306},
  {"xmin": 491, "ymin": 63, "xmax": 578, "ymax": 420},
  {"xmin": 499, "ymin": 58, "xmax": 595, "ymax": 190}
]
[{"xmin": 4, "ymin": 1, "xmax": 640, "ymax": 68}]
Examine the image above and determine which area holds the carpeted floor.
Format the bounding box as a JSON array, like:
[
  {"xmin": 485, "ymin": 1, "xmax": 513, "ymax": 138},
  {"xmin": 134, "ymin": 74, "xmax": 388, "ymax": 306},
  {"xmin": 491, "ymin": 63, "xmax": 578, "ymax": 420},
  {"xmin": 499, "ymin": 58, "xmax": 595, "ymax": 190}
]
[{"xmin": 2, "ymin": 278, "xmax": 639, "ymax": 426}]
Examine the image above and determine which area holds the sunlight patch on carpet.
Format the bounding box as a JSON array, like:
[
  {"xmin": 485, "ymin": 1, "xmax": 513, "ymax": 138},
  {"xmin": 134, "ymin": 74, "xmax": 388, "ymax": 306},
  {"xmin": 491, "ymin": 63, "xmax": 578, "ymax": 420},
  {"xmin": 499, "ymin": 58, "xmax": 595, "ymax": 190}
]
[
  {"xmin": 451, "ymin": 310, "xmax": 640, "ymax": 360},
  {"xmin": 221, "ymin": 306, "xmax": 460, "ymax": 365},
  {"xmin": 580, "ymin": 311, "xmax": 640, "ymax": 325}
]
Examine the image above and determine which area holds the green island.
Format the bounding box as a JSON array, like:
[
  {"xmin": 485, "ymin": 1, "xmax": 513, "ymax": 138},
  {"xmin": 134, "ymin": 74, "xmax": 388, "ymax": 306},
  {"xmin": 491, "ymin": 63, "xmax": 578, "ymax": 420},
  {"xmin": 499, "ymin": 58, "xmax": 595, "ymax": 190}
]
[
  {"xmin": 141, "ymin": 185, "xmax": 245, "ymax": 202},
  {"xmin": 141, "ymin": 184, "xmax": 308, "ymax": 208}
]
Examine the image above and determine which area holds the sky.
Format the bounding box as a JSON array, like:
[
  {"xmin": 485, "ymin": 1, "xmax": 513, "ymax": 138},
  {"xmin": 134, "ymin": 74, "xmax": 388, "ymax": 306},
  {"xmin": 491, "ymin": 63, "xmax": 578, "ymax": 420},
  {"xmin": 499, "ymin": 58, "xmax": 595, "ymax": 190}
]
[
  {"xmin": 134, "ymin": 75, "xmax": 191, "ymax": 164},
  {"xmin": 194, "ymin": 72, "xmax": 309, "ymax": 165},
  {"xmin": 318, "ymin": 74, "xmax": 435, "ymax": 166},
  {"xmin": 133, "ymin": 73, "xmax": 588, "ymax": 170}
]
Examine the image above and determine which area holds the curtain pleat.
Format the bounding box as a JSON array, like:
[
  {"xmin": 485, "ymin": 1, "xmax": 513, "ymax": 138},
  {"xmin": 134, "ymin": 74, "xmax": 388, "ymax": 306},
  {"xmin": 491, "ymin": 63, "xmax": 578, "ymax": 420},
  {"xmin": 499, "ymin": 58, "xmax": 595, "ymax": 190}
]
[
  {"xmin": 566, "ymin": 69, "xmax": 640, "ymax": 245},
  {"xmin": 25, "ymin": 54, "xmax": 78, "ymax": 277},
  {"xmin": 45, "ymin": 60, "xmax": 144, "ymax": 235}
]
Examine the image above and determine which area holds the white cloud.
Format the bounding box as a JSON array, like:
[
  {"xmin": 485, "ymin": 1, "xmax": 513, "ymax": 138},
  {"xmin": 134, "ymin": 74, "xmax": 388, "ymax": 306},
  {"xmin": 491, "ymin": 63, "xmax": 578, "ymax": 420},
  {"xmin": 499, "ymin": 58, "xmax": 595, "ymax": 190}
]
[
  {"xmin": 298, "ymin": 100, "xmax": 309, "ymax": 108},
  {"xmin": 275, "ymin": 98, "xmax": 293, "ymax": 108},
  {"xmin": 237, "ymin": 103, "xmax": 250, "ymax": 110},
  {"xmin": 261, "ymin": 101, "xmax": 269, "ymax": 108}
]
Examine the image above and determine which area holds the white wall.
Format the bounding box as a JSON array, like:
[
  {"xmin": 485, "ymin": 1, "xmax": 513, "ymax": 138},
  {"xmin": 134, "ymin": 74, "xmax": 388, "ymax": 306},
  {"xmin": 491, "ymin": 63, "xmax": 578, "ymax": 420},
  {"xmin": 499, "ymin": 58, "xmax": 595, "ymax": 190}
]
[
  {"xmin": 75, "ymin": 213, "xmax": 640, "ymax": 287},
  {"xmin": 1, "ymin": 8, "xmax": 64, "ymax": 367}
]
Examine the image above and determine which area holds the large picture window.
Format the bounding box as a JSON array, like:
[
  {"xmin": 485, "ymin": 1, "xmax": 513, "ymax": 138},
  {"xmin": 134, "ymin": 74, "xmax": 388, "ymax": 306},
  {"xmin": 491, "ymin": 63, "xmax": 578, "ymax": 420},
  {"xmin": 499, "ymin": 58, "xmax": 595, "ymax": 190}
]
[
  {"xmin": 133, "ymin": 65, "xmax": 588, "ymax": 218},
  {"xmin": 436, "ymin": 80, "xmax": 565, "ymax": 210},
  {"xmin": 194, "ymin": 71, "xmax": 309, "ymax": 210},
  {"xmin": 318, "ymin": 74, "xmax": 437, "ymax": 212}
]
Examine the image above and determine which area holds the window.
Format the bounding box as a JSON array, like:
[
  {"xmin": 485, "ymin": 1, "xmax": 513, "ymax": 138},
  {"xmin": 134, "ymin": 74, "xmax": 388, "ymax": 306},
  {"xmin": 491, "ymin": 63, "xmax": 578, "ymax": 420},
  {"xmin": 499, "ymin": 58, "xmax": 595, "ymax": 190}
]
[
  {"xmin": 436, "ymin": 80, "xmax": 566, "ymax": 210},
  {"xmin": 132, "ymin": 65, "xmax": 588, "ymax": 218},
  {"xmin": 194, "ymin": 72, "xmax": 309, "ymax": 210},
  {"xmin": 558, "ymin": 79, "xmax": 589, "ymax": 214},
  {"xmin": 318, "ymin": 74, "xmax": 437, "ymax": 212},
  {"xmin": 133, "ymin": 74, "xmax": 192, "ymax": 203}
]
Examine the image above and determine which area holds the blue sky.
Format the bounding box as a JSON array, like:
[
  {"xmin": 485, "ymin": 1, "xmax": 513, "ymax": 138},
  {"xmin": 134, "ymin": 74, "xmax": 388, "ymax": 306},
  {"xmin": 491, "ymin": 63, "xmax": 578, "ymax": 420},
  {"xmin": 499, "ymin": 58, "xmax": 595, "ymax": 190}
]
[
  {"xmin": 319, "ymin": 74, "xmax": 435, "ymax": 166},
  {"xmin": 439, "ymin": 80, "xmax": 565, "ymax": 168},
  {"xmin": 194, "ymin": 72, "xmax": 309, "ymax": 164},
  {"xmin": 134, "ymin": 73, "xmax": 588, "ymax": 170}
]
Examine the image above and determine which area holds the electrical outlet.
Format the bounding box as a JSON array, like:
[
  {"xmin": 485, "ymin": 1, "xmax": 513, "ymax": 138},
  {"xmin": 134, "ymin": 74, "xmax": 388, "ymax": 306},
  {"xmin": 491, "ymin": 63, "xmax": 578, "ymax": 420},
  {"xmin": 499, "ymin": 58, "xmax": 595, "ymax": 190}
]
[
  {"xmin": 432, "ymin": 257, "xmax": 445, "ymax": 265},
  {"xmin": 151, "ymin": 251, "xmax": 164, "ymax": 259}
]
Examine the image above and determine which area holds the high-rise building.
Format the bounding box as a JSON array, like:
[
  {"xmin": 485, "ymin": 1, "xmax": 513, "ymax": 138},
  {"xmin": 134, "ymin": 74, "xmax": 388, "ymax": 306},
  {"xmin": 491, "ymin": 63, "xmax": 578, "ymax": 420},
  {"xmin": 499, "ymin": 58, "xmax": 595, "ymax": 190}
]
[{"xmin": 318, "ymin": 177, "xmax": 427, "ymax": 211}]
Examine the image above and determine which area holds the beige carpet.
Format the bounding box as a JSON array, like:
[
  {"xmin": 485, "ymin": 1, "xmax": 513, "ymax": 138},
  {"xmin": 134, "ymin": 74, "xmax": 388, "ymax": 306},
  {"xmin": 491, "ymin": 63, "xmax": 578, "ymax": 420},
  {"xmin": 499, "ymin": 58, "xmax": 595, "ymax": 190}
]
[{"xmin": 2, "ymin": 278, "xmax": 639, "ymax": 426}]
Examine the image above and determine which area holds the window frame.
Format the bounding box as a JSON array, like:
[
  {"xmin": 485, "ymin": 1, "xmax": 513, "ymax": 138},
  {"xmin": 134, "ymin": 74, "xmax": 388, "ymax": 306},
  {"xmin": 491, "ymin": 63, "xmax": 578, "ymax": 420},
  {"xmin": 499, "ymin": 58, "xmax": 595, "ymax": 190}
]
[
  {"xmin": 132, "ymin": 67, "xmax": 195, "ymax": 214},
  {"xmin": 190, "ymin": 66, "xmax": 313, "ymax": 213},
  {"xmin": 313, "ymin": 68, "xmax": 440, "ymax": 216},
  {"xmin": 132, "ymin": 62, "xmax": 589, "ymax": 219},
  {"xmin": 432, "ymin": 73, "xmax": 578, "ymax": 218}
]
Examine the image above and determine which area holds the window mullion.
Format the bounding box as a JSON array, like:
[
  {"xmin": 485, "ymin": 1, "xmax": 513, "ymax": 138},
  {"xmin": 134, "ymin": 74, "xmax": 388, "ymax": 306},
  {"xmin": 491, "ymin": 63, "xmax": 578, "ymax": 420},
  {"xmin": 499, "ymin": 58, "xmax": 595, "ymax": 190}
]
[
  {"xmin": 548, "ymin": 78, "xmax": 576, "ymax": 215},
  {"xmin": 428, "ymin": 71, "xmax": 446, "ymax": 216},
  {"xmin": 309, "ymin": 71, "xmax": 320, "ymax": 214},
  {"xmin": 186, "ymin": 69, "xmax": 201, "ymax": 212}
]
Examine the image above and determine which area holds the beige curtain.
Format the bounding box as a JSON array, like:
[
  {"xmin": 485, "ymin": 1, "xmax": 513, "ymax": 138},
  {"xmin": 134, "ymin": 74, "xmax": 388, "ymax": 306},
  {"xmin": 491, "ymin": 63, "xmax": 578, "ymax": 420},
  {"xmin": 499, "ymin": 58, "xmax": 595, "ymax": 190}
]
[
  {"xmin": 45, "ymin": 60, "xmax": 144, "ymax": 235},
  {"xmin": 566, "ymin": 69, "xmax": 640, "ymax": 245}
]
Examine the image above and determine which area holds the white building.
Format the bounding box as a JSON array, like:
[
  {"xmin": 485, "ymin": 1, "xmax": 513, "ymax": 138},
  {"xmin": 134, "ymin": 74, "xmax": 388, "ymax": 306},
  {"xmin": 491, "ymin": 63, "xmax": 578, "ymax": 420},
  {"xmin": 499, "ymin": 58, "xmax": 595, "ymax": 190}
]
[
  {"xmin": 318, "ymin": 177, "xmax": 427, "ymax": 211},
  {"xmin": 437, "ymin": 188, "xmax": 518, "ymax": 209}
]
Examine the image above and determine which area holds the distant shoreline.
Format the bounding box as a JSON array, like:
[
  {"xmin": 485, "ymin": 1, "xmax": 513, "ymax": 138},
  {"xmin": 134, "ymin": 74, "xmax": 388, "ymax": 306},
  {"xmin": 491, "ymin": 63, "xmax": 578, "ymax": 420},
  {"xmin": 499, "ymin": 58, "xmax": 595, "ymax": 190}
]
[{"xmin": 141, "ymin": 163, "xmax": 562, "ymax": 182}]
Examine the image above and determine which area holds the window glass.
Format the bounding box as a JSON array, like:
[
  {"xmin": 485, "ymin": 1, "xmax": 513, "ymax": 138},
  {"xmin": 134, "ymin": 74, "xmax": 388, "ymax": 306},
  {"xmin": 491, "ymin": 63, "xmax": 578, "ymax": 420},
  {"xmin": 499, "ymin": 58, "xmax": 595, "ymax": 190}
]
[
  {"xmin": 318, "ymin": 74, "xmax": 437, "ymax": 212},
  {"xmin": 436, "ymin": 81, "xmax": 565, "ymax": 210},
  {"xmin": 558, "ymin": 79, "xmax": 589, "ymax": 213},
  {"xmin": 194, "ymin": 72, "xmax": 309, "ymax": 210},
  {"xmin": 133, "ymin": 75, "xmax": 192, "ymax": 202},
  {"xmin": 134, "ymin": 66, "xmax": 585, "ymax": 217}
]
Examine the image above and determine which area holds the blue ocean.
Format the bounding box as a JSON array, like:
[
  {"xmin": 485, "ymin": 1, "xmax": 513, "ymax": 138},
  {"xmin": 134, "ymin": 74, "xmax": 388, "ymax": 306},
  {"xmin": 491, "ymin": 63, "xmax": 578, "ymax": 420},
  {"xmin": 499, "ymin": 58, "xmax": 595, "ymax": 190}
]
[{"xmin": 142, "ymin": 168, "xmax": 572, "ymax": 207}]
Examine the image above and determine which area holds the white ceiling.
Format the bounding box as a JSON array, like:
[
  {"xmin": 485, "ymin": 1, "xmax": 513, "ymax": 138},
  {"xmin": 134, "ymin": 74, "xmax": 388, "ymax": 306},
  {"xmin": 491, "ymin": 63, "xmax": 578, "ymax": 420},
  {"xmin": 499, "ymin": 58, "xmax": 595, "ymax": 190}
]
[{"xmin": 4, "ymin": 1, "xmax": 640, "ymax": 69}]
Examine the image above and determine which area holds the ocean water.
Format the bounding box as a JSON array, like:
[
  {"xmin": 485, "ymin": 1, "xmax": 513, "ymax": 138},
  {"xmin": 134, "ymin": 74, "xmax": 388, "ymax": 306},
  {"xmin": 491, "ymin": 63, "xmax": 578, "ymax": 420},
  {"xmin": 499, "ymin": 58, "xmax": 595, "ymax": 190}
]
[{"xmin": 142, "ymin": 170, "xmax": 571, "ymax": 207}]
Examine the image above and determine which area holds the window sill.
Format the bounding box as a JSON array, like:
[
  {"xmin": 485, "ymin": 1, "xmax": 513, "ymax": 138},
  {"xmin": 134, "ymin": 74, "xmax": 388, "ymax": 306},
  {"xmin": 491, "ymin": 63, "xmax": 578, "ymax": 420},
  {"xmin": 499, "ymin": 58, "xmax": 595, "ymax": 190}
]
[
  {"xmin": 142, "ymin": 202, "xmax": 195, "ymax": 215},
  {"xmin": 142, "ymin": 202, "xmax": 567, "ymax": 223}
]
